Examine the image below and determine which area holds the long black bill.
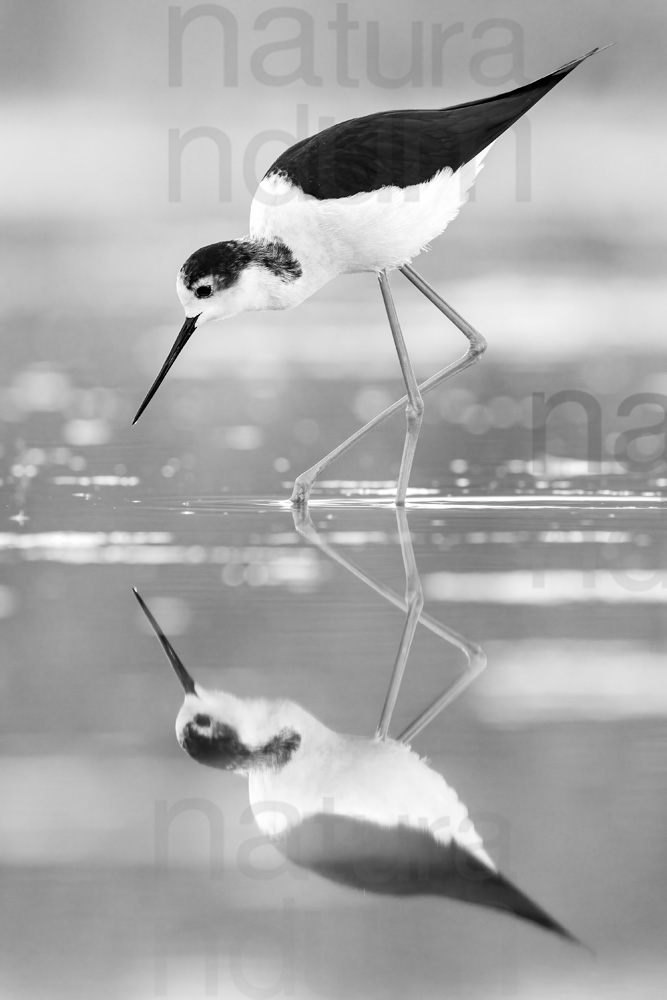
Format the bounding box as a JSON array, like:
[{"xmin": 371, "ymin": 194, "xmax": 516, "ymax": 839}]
[
  {"xmin": 132, "ymin": 314, "xmax": 200, "ymax": 425},
  {"xmin": 133, "ymin": 588, "xmax": 197, "ymax": 695}
]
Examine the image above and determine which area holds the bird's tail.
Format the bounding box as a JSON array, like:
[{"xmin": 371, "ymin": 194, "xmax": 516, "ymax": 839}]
[
  {"xmin": 444, "ymin": 841, "xmax": 586, "ymax": 948},
  {"xmin": 281, "ymin": 815, "xmax": 588, "ymax": 947},
  {"xmin": 440, "ymin": 46, "xmax": 609, "ymax": 165},
  {"xmin": 507, "ymin": 46, "xmax": 606, "ymax": 103}
]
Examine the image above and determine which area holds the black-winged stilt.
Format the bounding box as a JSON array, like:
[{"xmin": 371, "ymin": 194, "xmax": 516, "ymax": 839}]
[
  {"xmin": 133, "ymin": 49, "xmax": 603, "ymax": 505},
  {"xmin": 134, "ymin": 586, "xmax": 582, "ymax": 943}
]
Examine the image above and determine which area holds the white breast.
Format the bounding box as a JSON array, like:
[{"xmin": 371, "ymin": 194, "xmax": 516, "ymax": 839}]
[
  {"xmin": 249, "ymin": 144, "xmax": 493, "ymax": 286},
  {"xmin": 248, "ymin": 734, "xmax": 495, "ymax": 869}
]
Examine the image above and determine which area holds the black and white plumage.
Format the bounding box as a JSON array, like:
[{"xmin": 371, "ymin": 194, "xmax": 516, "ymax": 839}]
[
  {"xmin": 267, "ymin": 51, "xmax": 592, "ymax": 200},
  {"xmin": 134, "ymin": 588, "xmax": 582, "ymax": 945},
  {"xmin": 133, "ymin": 49, "xmax": 602, "ymax": 504}
]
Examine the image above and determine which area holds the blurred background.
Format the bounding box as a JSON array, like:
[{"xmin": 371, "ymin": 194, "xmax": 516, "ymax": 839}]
[{"xmin": 2, "ymin": 1, "xmax": 667, "ymax": 998}]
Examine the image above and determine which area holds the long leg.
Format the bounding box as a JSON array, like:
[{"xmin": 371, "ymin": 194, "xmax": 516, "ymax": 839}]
[
  {"xmin": 290, "ymin": 263, "xmax": 487, "ymax": 506},
  {"xmin": 378, "ymin": 272, "xmax": 424, "ymax": 506},
  {"xmin": 376, "ymin": 508, "xmax": 423, "ymax": 738},
  {"xmin": 292, "ymin": 506, "xmax": 486, "ymax": 743},
  {"xmin": 397, "ymin": 662, "xmax": 485, "ymax": 745}
]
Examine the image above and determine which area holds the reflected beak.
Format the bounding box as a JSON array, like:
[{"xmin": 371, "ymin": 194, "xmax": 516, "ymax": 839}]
[
  {"xmin": 133, "ymin": 588, "xmax": 197, "ymax": 695},
  {"xmin": 132, "ymin": 314, "xmax": 200, "ymax": 425}
]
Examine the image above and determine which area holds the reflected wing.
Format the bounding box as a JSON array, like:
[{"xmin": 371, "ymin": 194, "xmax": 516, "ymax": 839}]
[
  {"xmin": 266, "ymin": 50, "xmax": 599, "ymax": 199},
  {"xmin": 280, "ymin": 814, "xmax": 580, "ymax": 944}
]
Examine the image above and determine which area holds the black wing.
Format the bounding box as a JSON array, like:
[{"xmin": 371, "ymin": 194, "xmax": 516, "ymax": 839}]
[
  {"xmin": 280, "ymin": 814, "xmax": 582, "ymax": 945},
  {"xmin": 266, "ymin": 49, "xmax": 600, "ymax": 199}
]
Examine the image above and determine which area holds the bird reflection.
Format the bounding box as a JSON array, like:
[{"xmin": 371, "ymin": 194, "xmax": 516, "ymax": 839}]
[{"xmin": 134, "ymin": 519, "xmax": 580, "ymax": 943}]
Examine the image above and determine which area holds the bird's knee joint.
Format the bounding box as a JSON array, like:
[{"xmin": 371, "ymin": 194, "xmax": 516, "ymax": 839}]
[
  {"xmin": 406, "ymin": 398, "xmax": 425, "ymax": 422},
  {"xmin": 405, "ymin": 580, "xmax": 424, "ymax": 605},
  {"xmin": 290, "ymin": 474, "xmax": 313, "ymax": 506},
  {"xmin": 469, "ymin": 337, "xmax": 487, "ymax": 360},
  {"xmin": 408, "ymin": 588, "xmax": 424, "ymax": 608}
]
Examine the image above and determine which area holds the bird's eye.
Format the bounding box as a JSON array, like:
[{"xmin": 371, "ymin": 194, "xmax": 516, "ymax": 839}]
[
  {"xmin": 194, "ymin": 714, "xmax": 211, "ymax": 727},
  {"xmin": 195, "ymin": 285, "xmax": 212, "ymax": 299}
]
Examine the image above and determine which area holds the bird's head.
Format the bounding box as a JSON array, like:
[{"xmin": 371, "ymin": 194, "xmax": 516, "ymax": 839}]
[
  {"xmin": 132, "ymin": 239, "xmax": 302, "ymax": 424},
  {"xmin": 176, "ymin": 240, "xmax": 265, "ymax": 326},
  {"xmin": 133, "ymin": 589, "xmax": 302, "ymax": 775},
  {"xmin": 132, "ymin": 241, "xmax": 253, "ymax": 425}
]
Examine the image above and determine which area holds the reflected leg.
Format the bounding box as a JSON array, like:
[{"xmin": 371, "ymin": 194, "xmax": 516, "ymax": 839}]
[
  {"xmin": 375, "ymin": 508, "xmax": 423, "ymax": 739},
  {"xmin": 397, "ymin": 653, "xmax": 486, "ymax": 745},
  {"xmin": 290, "ymin": 264, "xmax": 487, "ymax": 506},
  {"xmin": 292, "ymin": 507, "xmax": 486, "ymax": 743}
]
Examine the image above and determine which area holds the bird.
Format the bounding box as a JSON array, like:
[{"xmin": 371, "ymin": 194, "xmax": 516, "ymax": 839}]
[
  {"xmin": 133, "ymin": 48, "xmax": 603, "ymax": 504},
  {"xmin": 133, "ymin": 49, "xmax": 603, "ymax": 502},
  {"xmin": 134, "ymin": 587, "xmax": 583, "ymax": 944}
]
